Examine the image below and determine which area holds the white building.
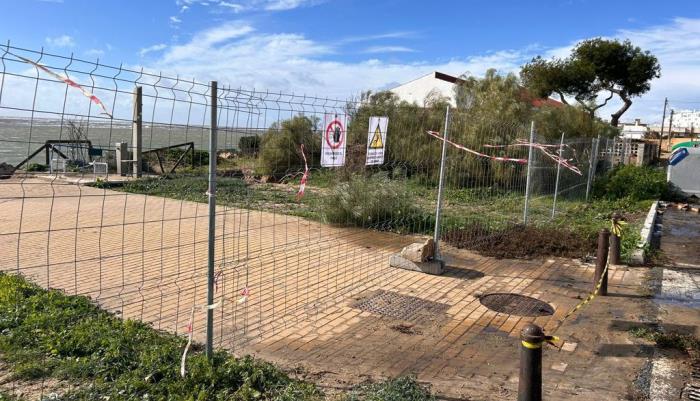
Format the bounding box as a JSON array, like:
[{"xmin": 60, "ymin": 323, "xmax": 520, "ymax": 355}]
[
  {"xmin": 673, "ymin": 109, "xmax": 700, "ymax": 130},
  {"xmin": 386, "ymin": 71, "xmax": 563, "ymax": 109},
  {"xmin": 620, "ymin": 119, "xmax": 649, "ymax": 139},
  {"xmin": 388, "ymin": 71, "xmax": 461, "ymax": 107}
]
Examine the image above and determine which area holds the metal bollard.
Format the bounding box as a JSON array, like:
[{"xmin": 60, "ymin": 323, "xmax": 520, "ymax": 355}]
[
  {"xmin": 594, "ymin": 228, "xmax": 610, "ymax": 296},
  {"xmin": 609, "ymin": 212, "xmax": 622, "ymax": 265},
  {"xmin": 518, "ymin": 323, "xmax": 544, "ymax": 401}
]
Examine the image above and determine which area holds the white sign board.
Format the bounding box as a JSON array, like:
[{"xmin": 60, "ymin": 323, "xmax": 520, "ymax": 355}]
[
  {"xmin": 366, "ymin": 116, "xmax": 388, "ymax": 165},
  {"xmin": 321, "ymin": 114, "xmax": 347, "ymax": 167}
]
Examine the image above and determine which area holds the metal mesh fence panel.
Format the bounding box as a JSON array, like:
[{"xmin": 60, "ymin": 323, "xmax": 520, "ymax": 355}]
[{"xmin": 0, "ymin": 43, "xmax": 604, "ymax": 396}]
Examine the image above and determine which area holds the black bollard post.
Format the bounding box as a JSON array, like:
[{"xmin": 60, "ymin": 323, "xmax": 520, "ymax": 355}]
[
  {"xmin": 518, "ymin": 323, "xmax": 544, "ymax": 401},
  {"xmin": 595, "ymin": 228, "xmax": 610, "ymax": 296},
  {"xmin": 609, "ymin": 212, "xmax": 622, "ymax": 265}
]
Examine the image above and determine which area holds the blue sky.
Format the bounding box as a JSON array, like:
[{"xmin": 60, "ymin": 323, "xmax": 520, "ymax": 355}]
[{"xmin": 2, "ymin": 0, "xmax": 700, "ymax": 122}]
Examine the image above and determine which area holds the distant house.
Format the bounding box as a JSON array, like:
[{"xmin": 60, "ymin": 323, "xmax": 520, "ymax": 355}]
[
  {"xmin": 620, "ymin": 119, "xmax": 649, "ymax": 140},
  {"xmin": 673, "ymin": 109, "xmax": 700, "ymax": 130},
  {"xmin": 386, "ymin": 71, "xmax": 563, "ymax": 108}
]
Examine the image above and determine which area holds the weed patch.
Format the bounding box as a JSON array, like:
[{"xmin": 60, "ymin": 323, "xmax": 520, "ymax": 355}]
[
  {"xmin": 343, "ymin": 377, "xmax": 434, "ymax": 401},
  {"xmin": 629, "ymin": 326, "xmax": 700, "ymax": 354},
  {"xmin": 443, "ymin": 224, "xmax": 594, "ymax": 259}
]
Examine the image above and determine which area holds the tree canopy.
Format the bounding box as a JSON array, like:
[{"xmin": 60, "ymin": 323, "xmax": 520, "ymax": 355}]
[{"xmin": 520, "ymin": 38, "xmax": 661, "ymax": 126}]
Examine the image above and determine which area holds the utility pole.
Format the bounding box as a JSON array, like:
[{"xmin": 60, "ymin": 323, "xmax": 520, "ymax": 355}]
[
  {"xmin": 668, "ymin": 109, "xmax": 674, "ymax": 152},
  {"xmin": 658, "ymin": 97, "xmax": 667, "ymax": 160}
]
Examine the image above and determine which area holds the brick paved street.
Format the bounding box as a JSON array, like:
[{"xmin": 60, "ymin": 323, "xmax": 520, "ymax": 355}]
[{"xmin": 0, "ymin": 178, "xmax": 654, "ymax": 400}]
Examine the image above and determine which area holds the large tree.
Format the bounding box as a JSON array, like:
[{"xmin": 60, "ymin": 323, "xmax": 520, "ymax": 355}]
[{"xmin": 520, "ymin": 38, "xmax": 661, "ymax": 126}]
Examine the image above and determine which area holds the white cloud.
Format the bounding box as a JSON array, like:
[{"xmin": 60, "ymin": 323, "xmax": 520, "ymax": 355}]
[
  {"xmin": 45, "ymin": 35, "xmax": 75, "ymax": 48},
  {"xmin": 264, "ymin": 0, "xmax": 305, "ymax": 11},
  {"xmin": 339, "ymin": 31, "xmax": 417, "ymax": 44},
  {"xmin": 219, "ymin": 1, "xmax": 245, "ymax": 12},
  {"xmin": 170, "ymin": 16, "xmax": 182, "ymax": 24},
  {"xmin": 150, "ymin": 21, "xmax": 522, "ymax": 98},
  {"xmin": 174, "ymin": 0, "xmax": 320, "ymax": 13},
  {"xmin": 139, "ymin": 43, "xmax": 168, "ymax": 57},
  {"xmin": 4, "ymin": 17, "xmax": 694, "ymax": 128},
  {"xmin": 363, "ymin": 46, "xmax": 416, "ymax": 54},
  {"xmin": 162, "ymin": 22, "xmax": 257, "ymax": 63},
  {"xmin": 85, "ymin": 49, "xmax": 105, "ymax": 58},
  {"xmin": 146, "ymin": 17, "xmax": 700, "ymax": 125}
]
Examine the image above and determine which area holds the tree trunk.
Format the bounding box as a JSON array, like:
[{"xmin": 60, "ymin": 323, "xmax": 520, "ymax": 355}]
[{"xmin": 610, "ymin": 95, "xmax": 633, "ymax": 127}]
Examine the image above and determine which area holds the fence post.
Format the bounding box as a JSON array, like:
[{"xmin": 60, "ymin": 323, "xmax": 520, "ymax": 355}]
[
  {"xmin": 620, "ymin": 137, "xmax": 627, "ymax": 165},
  {"xmin": 523, "ymin": 121, "xmax": 535, "ymax": 224},
  {"xmin": 132, "ymin": 86, "xmax": 143, "ymax": 178},
  {"xmin": 595, "ymin": 228, "xmax": 610, "ymax": 296},
  {"xmin": 206, "ymin": 81, "xmax": 218, "ymax": 358},
  {"xmin": 518, "ymin": 323, "xmax": 544, "ymax": 401},
  {"xmin": 433, "ymin": 105, "xmax": 450, "ymax": 259},
  {"xmin": 551, "ymin": 132, "xmax": 565, "ymax": 219},
  {"xmin": 609, "ymin": 212, "xmax": 622, "ymax": 265},
  {"xmin": 585, "ymin": 137, "xmax": 599, "ymax": 202}
]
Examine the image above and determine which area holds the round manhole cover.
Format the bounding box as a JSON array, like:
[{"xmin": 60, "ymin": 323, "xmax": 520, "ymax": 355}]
[{"xmin": 479, "ymin": 293, "xmax": 554, "ymax": 317}]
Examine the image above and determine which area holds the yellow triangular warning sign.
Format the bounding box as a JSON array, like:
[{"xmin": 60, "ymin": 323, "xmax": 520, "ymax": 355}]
[{"xmin": 369, "ymin": 124, "xmax": 384, "ymax": 149}]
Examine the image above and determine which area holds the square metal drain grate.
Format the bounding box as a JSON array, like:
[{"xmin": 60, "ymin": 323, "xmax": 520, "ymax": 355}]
[{"xmin": 352, "ymin": 290, "xmax": 450, "ymax": 323}]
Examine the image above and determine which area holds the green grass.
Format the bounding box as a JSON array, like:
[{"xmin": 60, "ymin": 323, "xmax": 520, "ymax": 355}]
[{"xmin": 0, "ymin": 273, "xmax": 434, "ymax": 401}]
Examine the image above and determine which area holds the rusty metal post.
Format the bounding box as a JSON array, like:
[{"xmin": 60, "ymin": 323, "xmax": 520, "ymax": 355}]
[
  {"xmin": 609, "ymin": 212, "xmax": 622, "ymax": 265},
  {"xmin": 132, "ymin": 86, "xmax": 143, "ymax": 178},
  {"xmin": 594, "ymin": 229, "xmax": 610, "ymax": 296},
  {"xmin": 518, "ymin": 323, "xmax": 544, "ymax": 401}
]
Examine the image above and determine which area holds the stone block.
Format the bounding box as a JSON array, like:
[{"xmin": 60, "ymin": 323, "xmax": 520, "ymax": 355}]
[
  {"xmin": 399, "ymin": 238, "xmax": 435, "ymax": 263},
  {"xmin": 390, "ymin": 254, "xmax": 444, "ymax": 275}
]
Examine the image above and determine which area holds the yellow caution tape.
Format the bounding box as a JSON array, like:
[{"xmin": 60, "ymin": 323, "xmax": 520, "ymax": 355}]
[
  {"xmin": 563, "ymin": 261, "xmax": 609, "ymax": 320},
  {"xmin": 521, "ymin": 335, "xmax": 561, "ymax": 350},
  {"xmin": 521, "ymin": 340, "xmax": 542, "ymax": 349},
  {"xmin": 610, "ymin": 219, "xmax": 627, "ymax": 237}
]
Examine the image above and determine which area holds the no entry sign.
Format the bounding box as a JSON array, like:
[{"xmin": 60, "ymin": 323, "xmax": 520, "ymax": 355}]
[{"xmin": 321, "ymin": 114, "xmax": 347, "ymax": 167}]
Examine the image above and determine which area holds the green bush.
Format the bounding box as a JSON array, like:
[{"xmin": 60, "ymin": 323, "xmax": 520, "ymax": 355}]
[
  {"xmin": 259, "ymin": 116, "xmax": 320, "ymax": 178},
  {"xmin": 593, "ymin": 165, "xmax": 669, "ymax": 201},
  {"xmin": 163, "ymin": 148, "xmax": 209, "ymax": 168},
  {"xmin": 239, "ymin": 135, "xmax": 261, "ymax": 156},
  {"xmin": 323, "ymin": 173, "xmax": 428, "ymax": 232},
  {"xmin": 26, "ymin": 163, "xmax": 47, "ymax": 172}
]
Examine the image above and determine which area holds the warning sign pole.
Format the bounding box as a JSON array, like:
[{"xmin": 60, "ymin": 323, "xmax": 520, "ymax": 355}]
[{"xmin": 433, "ymin": 105, "xmax": 450, "ymax": 260}]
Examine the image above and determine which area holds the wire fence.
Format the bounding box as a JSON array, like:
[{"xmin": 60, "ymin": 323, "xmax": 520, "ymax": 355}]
[{"xmin": 0, "ymin": 43, "xmax": 609, "ymax": 397}]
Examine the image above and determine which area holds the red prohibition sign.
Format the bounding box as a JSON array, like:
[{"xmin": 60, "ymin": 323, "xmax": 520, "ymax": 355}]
[{"xmin": 325, "ymin": 119, "xmax": 344, "ymax": 149}]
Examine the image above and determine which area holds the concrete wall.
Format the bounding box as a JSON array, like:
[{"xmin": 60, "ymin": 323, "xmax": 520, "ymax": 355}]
[{"xmin": 668, "ymin": 147, "xmax": 700, "ymax": 196}]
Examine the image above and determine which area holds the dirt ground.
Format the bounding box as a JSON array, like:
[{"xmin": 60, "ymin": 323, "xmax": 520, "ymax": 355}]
[{"xmin": 0, "ymin": 176, "xmax": 665, "ymax": 400}]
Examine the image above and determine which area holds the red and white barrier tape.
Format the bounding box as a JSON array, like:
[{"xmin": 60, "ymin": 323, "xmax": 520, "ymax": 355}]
[
  {"xmin": 518, "ymin": 141, "xmax": 582, "ymax": 176},
  {"xmin": 13, "ymin": 53, "xmax": 113, "ymax": 119},
  {"xmin": 426, "ymin": 131, "xmax": 528, "ymax": 164},
  {"xmin": 430, "ymin": 131, "xmax": 583, "ymax": 176},
  {"xmin": 180, "ymin": 300, "xmax": 221, "ymax": 377},
  {"xmin": 296, "ymin": 144, "xmax": 309, "ymax": 201},
  {"xmin": 180, "ymin": 267, "xmax": 250, "ymax": 377},
  {"xmin": 238, "ymin": 287, "xmax": 250, "ymax": 304}
]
